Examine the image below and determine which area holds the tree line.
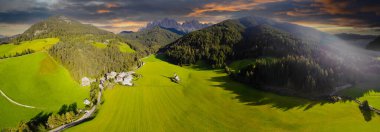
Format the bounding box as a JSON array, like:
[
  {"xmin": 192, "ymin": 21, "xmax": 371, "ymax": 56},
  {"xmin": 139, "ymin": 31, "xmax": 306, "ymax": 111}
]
[
  {"xmin": 0, "ymin": 49, "xmax": 35, "ymax": 59},
  {"xmin": 162, "ymin": 19, "xmax": 362, "ymax": 96},
  {"xmin": 4, "ymin": 103, "xmax": 79, "ymax": 132}
]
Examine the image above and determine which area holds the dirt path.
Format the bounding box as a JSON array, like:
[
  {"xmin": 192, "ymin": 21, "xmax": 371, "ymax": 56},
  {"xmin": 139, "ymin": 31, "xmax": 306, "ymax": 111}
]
[{"xmin": 0, "ymin": 89, "xmax": 36, "ymax": 109}]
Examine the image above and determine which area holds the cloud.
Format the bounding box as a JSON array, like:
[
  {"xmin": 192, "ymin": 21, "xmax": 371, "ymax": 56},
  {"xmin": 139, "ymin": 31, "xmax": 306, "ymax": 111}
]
[
  {"xmin": 97, "ymin": 9, "xmax": 111, "ymax": 14},
  {"xmin": 187, "ymin": 0, "xmax": 283, "ymax": 17},
  {"xmin": 111, "ymin": 21, "xmax": 147, "ymax": 28},
  {"xmin": 0, "ymin": 0, "xmax": 379, "ymax": 35},
  {"xmin": 0, "ymin": 23, "xmax": 30, "ymax": 36},
  {"xmin": 314, "ymin": 0, "xmax": 380, "ymax": 15},
  {"xmin": 106, "ymin": 3, "xmax": 119, "ymax": 8},
  {"xmin": 0, "ymin": 9, "xmax": 51, "ymax": 24},
  {"xmin": 278, "ymin": 8, "xmax": 324, "ymax": 17}
]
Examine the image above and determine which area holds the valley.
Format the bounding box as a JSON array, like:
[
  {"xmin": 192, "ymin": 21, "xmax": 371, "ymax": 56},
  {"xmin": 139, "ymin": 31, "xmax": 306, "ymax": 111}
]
[
  {"xmin": 68, "ymin": 55, "xmax": 380, "ymax": 131},
  {"xmin": 0, "ymin": 1, "xmax": 380, "ymax": 130}
]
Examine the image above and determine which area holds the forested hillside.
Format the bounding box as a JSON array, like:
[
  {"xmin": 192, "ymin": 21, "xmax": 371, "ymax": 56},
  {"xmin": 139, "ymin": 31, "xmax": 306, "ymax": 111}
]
[
  {"xmin": 162, "ymin": 16, "xmax": 377, "ymax": 97},
  {"xmin": 9, "ymin": 16, "xmax": 145, "ymax": 80},
  {"xmin": 120, "ymin": 26, "xmax": 182, "ymax": 52},
  {"xmin": 366, "ymin": 36, "xmax": 380, "ymax": 51}
]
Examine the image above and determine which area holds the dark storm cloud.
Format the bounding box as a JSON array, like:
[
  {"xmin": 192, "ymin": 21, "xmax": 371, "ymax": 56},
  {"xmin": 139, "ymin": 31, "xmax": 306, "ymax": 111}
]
[
  {"xmin": 0, "ymin": 8, "xmax": 51, "ymax": 24},
  {"xmin": 0, "ymin": 0, "xmax": 379, "ymax": 35},
  {"xmin": 275, "ymin": 0, "xmax": 380, "ymax": 28}
]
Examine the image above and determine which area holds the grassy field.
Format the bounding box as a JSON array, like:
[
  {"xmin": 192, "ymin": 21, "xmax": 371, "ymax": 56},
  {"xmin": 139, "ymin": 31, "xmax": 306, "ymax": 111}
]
[
  {"xmin": 69, "ymin": 55, "xmax": 380, "ymax": 131},
  {"xmin": 91, "ymin": 42, "xmax": 135, "ymax": 53},
  {"xmin": 0, "ymin": 38, "xmax": 59, "ymax": 56},
  {"xmin": 118, "ymin": 43, "xmax": 135, "ymax": 53},
  {"xmin": 0, "ymin": 52, "xmax": 88, "ymax": 129},
  {"xmin": 92, "ymin": 42, "xmax": 107, "ymax": 49}
]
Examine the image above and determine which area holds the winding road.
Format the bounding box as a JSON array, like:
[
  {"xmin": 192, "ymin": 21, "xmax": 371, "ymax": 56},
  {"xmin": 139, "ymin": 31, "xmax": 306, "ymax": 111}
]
[
  {"xmin": 49, "ymin": 90, "xmax": 102, "ymax": 132},
  {"xmin": 0, "ymin": 89, "xmax": 36, "ymax": 108}
]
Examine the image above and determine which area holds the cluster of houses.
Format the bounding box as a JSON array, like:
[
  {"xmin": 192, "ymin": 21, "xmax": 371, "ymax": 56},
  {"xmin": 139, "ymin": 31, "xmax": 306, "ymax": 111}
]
[
  {"xmin": 81, "ymin": 71, "xmax": 135, "ymax": 88},
  {"xmin": 81, "ymin": 77, "xmax": 96, "ymax": 87},
  {"xmin": 105, "ymin": 71, "xmax": 135, "ymax": 86}
]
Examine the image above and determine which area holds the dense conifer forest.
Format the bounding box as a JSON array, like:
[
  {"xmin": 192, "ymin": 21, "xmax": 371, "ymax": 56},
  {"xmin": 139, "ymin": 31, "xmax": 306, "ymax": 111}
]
[
  {"xmin": 120, "ymin": 26, "xmax": 182, "ymax": 53},
  {"xmin": 10, "ymin": 16, "xmax": 146, "ymax": 79},
  {"xmin": 162, "ymin": 17, "xmax": 370, "ymax": 97}
]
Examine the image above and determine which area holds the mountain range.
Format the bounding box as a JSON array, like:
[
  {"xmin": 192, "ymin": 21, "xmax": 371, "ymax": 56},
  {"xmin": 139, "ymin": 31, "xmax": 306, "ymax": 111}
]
[
  {"xmin": 140, "ymin": 18, "xmax": 211, "ymax": 34},
  {"xmin": 335, "ymin": 33, "xmax": 377, "ymax": 40},
  {"xmin": 366, "ymin": 36, "xmax": 380, "ymax": 51}
]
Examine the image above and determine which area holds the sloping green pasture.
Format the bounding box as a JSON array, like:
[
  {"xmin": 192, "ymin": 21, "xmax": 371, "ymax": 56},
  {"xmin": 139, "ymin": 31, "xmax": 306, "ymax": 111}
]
[
  {"xmin": 70, "ymin": 55, "xmax": 380, "ymax": 131},
  {"xmin": 0, "ymin": 52, "xmax": 88, "ymax": 129}
]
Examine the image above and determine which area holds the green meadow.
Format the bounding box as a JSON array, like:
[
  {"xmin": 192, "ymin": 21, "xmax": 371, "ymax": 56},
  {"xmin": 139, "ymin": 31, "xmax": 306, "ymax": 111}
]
[
  {"xmin": 118, "ymin": 43, "xmax": 135, "ymax": 53},
  {"xmin": 70, "ymin": 55, "xmax": 380, "ymax": 131},
  {"xmin": 0, "ymin": 52, "xmax": 88, "ymax": 129},
  {"xmin": 92, "ymin": 42, "xmax": 108, "ymax": 49},
  {"xmin": 92, "ymin": 42, "xmax": 135, "ymax": 53},
  {"xmin": 0, "ymin": 38, "xmax": 59, "ymax": 56}
]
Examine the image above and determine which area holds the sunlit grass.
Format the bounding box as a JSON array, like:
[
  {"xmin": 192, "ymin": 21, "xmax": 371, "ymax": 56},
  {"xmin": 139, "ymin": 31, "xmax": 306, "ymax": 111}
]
[
  {"xmin": 118, "ymin": 43, "xmax": 135, "ymax": 53},
  {"xmin": 69, "ymin": 55, "xmax": 380, "ymax": 131},
  {"xmin": 0, "ymin": 38, "xmax": 59, "ymax": 57},
  {"xmin": 0, "ymin": 52, "xmax": 88, "ymax": 128}
]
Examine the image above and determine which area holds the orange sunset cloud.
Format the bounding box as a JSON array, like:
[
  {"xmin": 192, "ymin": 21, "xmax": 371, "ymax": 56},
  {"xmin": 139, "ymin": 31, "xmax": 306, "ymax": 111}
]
[
  {"xmin": 97, "ymin": 9, "xmax": 111, "ymax": 14},
  {"xmin": 188, "ymin": 0, "xmax": 283, "ymax": 17}
]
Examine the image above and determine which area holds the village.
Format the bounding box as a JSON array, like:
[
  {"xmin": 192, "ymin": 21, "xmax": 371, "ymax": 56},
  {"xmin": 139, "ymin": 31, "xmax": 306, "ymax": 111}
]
[
  {"xmin": 80, "ymin": 71, "xmax": 180, "ymax": 106},
  {"xmin": 81, "ymin": 71, "xmax": 136, "ymax": 87}
]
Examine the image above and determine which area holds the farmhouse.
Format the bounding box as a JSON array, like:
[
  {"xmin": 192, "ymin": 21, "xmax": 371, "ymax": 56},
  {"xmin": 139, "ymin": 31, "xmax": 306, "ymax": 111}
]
[
  {"xmin": 121, "ymin": 74, "xmax": 133, "ymax": 86},
  {"xmin": 83, "ymin": 99, "xmax": 91, "ymax": 105},
  {"xmin": 106, "ymin": 71, "xmax": 117, "ymax": 80},
  {"xmin": 115, "ymin": 72, "xmax": 127, "ymax": 83},
  {"xmin": 172, "ymin": 73, "xmax": 180, "ymax": 83},
  {"xmin": 99, "ymin": 77, "xmax": 106, "ymax": 84},
  {"xmin": 81, "ymin": 77, "xmax": 91, "ymax": 86},
  {"xmin": 99, "ymin": 84, "xmax": 104, "ymax": 89}
]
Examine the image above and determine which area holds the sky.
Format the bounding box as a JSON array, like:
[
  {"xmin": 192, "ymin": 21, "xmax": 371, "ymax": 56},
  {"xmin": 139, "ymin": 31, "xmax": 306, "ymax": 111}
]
[{"xmin": 0, "ymin": 0, "xmax": 379, "ymax": 36}]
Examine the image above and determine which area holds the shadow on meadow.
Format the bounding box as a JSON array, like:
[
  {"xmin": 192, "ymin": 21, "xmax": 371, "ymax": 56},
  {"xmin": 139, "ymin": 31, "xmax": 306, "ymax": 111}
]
[
  {"xmin": 359, "ymin": 106, "xmax": 375, "ymax": 122},
  {"xmin": 155, "ymin": 54, "xmax": 213, "ymax": 71},
  {"xmin": 208, "ymin": 74, "xmax": 348, "ymax": 111},
  {"xmin": 337, "ymin": 74, "xmax": 380, "ymax": 98}
]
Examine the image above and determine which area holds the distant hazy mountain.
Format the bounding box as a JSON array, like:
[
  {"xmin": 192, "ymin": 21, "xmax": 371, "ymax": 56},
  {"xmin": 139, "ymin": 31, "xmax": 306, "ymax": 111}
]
[
  {"xmin": 366, "ymin": 36, "xmax": 380, "ymax": 51},
  {"xmin": 140, "ymin": 18, "xmax": 211, "ymax": 34},
  {"xmin": 162, "ymin": 16, "xmax": 380, "ymax": 97},
  {"xmin": 119, "ymin": 31, "xmax": 134, "ymax": 34},
  {"xmin": 0, "ymin": 34, "xmax": 19, "ymax": 44},
  {"xmin": 335, "ymin": 33, "xmax": 377, "ymax": 40},
  {"xmin": 0, "ymin": 35, "xmax": 5, "ymax": 38},
  {"xmin": 121, "ymin": 26, "xmax": 182, "ymax": 52},
  {"xmin": 335, "ymin": 33, "xmax": 377, "ymax": 48}
]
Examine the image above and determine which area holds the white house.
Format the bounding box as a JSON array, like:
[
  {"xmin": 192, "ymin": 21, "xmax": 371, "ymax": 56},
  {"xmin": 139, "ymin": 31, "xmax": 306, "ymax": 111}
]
[
  {"xmin": 106, "ymin": 71, "xmax": 117, "ymax": 80},
  {"xmin": 83, "ymin": 99, "xmax": 91, "ymax": 105},
  {"xmin": 81, "ymin": 77, "xmax": 91, "ymax": 86},
  {"xmin": 174, "ymin": 73, "xmax": 180, "ymax": 82},
  {"xmin": 127, "ymin": 71, "xmax": 135, "ymax": 75},
  {"xmin": 99, "ymin": 77, "xmax": 106, "ymax": 84},
  {"xmin": 115, "ymin": 77, "xmax": 123, "ymax": 83},
  {"xmin": 99, "ymin": 84, "xmax": 104, "ymax": 90},
  {"xmin": 115, "ymin": 72, "xmax": 127, "ymax": 83},
  {"xmin": 118, "ymin": 72, "xmax": 127, "ymax": 78},
  {"xmin": 121, "ymin": 75, "xmax": 133, "ymax": 86}
]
